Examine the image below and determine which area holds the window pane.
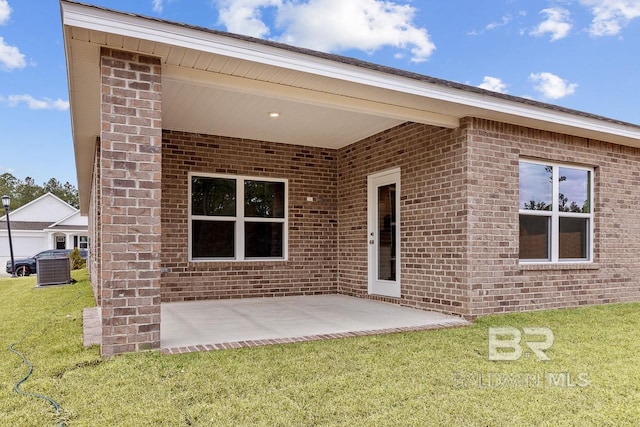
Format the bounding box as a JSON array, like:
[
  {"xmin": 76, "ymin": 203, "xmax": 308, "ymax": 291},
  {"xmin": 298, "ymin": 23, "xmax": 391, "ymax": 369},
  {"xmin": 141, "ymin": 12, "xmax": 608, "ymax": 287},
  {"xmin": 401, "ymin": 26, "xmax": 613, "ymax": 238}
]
[
  {"xmin": 378, "ymin": 184, "xmax": 396, "ymax": 281},
  {"xmin": 519, "ymin": 162, "xmax": 552, "ymax": 211},
  {"xmin": 192, "ymin": 220, "xmax": 235, "ymax": 258},
  {"xmin": 559, "ymin": 168, "xmax": 590, "ymax": 213},
  {"xmin": 192, "ymin": 177, "xmax": 236, "ymax": 216},
  {"xmin": 519, "ymin": 215, "xmax": 550, "ymax": 260},
  {"xmin": 245, "ymin": 222, "xmax": 283, "ymax": 258},
  {"xmin": 559, "ymin": 217, "xmax": 588, "ymax": 259},
  {"xmin": 245, "ymin": 180, "xmax": 285, "ymax": 218}
]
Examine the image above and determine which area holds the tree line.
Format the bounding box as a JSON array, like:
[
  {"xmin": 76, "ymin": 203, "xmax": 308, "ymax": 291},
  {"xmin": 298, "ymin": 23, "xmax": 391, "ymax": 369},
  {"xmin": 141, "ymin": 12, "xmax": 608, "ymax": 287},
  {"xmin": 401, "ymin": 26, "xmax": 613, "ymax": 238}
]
[{"xmin": 0, "ymin": 173, "xmax": 79, "ymax": 211}]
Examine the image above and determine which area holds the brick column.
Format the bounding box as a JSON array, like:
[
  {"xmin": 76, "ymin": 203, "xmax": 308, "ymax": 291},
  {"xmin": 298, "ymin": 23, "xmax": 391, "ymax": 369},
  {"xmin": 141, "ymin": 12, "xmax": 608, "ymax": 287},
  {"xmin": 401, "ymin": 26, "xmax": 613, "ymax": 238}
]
[{"xmin": 99, "ymin": 48, "xmax": 162, "ymax": 355}]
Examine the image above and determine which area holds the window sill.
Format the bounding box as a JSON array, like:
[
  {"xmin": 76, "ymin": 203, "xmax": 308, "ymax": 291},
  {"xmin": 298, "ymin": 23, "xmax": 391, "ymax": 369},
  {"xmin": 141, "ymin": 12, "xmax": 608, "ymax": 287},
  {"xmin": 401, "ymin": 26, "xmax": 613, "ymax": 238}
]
[
  {"xmin": 188, "ymin": 259, "xmax": 288, "ymax": 266},
  {"xmin": 518, "ymin": 262, "xmax": 600, "ymax": 271}
]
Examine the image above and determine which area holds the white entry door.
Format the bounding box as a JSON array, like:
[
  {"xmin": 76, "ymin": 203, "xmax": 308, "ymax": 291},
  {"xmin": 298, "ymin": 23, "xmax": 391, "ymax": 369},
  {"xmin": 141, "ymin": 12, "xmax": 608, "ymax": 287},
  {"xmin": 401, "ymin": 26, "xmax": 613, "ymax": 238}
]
[{"xmin": 368, "ymin": 168, "xmax": 401, "ymax": 298}]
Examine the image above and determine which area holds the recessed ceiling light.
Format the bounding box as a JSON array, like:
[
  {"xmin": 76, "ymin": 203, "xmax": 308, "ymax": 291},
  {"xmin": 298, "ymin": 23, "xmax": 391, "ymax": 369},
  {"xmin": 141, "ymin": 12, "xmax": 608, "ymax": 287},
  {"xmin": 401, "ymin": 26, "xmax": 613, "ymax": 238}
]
[{"xmin": 268, "ymin": 112, "xmax": 280, "ymax": 118}]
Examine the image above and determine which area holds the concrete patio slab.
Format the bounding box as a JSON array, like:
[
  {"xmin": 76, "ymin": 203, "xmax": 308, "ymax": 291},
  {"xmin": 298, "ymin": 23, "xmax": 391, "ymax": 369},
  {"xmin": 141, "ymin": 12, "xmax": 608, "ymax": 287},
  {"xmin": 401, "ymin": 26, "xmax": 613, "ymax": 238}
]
[{"xmin": 160, "ymin": 294, "xmax": 469, "ymax": 354}]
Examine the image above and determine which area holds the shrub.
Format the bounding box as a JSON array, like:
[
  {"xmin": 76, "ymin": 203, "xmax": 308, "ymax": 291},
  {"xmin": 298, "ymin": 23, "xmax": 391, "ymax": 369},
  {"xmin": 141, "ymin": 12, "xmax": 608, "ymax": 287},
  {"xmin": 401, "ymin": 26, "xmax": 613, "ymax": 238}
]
[{"xmin": 68, "ymin": 247, "xmax": 86, "ymax": 270}]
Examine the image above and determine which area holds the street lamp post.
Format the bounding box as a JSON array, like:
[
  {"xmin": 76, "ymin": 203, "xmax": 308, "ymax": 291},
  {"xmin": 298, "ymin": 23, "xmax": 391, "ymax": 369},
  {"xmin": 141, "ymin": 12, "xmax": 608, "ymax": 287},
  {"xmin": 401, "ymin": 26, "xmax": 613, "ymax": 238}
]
[{"xmin": 2, "ymin": 195, "xmax": 16, "ymax": 278}]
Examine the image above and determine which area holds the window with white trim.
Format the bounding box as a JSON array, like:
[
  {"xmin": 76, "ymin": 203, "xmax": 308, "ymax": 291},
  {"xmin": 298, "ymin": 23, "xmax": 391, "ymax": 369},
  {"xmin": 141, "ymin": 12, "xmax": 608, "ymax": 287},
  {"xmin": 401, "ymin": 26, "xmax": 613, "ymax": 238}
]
[
  {"xmin": 519, "ymin": 160, "xmax": 593, "ymax": 263},
  {"xmin": 189, "ymin": 174, "xmax": 287, "ymax": 261}
]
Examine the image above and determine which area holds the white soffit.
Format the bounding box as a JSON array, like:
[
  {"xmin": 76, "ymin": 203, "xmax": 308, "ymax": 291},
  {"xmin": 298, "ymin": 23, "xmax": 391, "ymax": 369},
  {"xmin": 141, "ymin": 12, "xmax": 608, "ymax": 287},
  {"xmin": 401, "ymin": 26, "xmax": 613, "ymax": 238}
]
[{"xmin": 61, "ymin": 1, "xmax": 640, "ymax": 145}]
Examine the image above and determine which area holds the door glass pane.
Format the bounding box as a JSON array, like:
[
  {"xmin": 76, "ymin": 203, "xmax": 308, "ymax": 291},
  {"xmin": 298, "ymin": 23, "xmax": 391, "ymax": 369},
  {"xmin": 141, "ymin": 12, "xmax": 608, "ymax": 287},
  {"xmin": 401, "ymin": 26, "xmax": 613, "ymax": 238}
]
[
  {"xmin": 191, "ymin": 177, "xmax": 236, "ymax": 216},
  {"xmin": 559, "ymin": 168, "xmax": 590, "ymax": 213},
  {"xmin": 519, "ymin": 162, "xmax": 552, "ymax": 211},
  {"xmin": 519, "ymin": 215, "xmax": 550, "ymax": 260},
  {"xmin": 192, "ymin": 220, "xmax": 235, "ymax": 258},
  {"xmin": 245, "ymin": 222, "xmax": 283, "ymax": 258},
  {"xmin": 245, "ymin": 181, "xmax": 285, "ymax": 218},
  {"xmin": 378, "ymin": 184, "xmax": 396, "ymax": 281},
  {"xmin": 559, "ymin": 217, "xmax": 588, "ymax": 259}
]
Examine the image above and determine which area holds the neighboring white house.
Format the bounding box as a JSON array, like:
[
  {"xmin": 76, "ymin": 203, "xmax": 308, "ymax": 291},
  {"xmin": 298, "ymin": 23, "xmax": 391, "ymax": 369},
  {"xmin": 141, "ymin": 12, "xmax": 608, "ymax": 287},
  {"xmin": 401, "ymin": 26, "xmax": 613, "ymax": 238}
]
[{"xmin": 0, "ymin": 193, "xmax": 88, "ymax": 273}]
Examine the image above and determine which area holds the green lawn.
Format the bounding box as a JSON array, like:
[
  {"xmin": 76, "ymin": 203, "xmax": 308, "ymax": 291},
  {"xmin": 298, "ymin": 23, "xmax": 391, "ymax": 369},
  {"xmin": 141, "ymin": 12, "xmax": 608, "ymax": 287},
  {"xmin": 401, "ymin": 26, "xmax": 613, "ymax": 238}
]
[{"xmin": 1, "ymin": 271, "xmax": 639, "ymax": 426}]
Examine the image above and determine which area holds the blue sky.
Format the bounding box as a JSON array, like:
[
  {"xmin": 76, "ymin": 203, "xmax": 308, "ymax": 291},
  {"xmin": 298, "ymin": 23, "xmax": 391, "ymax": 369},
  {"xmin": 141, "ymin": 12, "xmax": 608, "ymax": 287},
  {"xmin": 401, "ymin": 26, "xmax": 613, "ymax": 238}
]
[{"xmin": 1, "ymin": 0, "xmax": 639, "ymax": 187}]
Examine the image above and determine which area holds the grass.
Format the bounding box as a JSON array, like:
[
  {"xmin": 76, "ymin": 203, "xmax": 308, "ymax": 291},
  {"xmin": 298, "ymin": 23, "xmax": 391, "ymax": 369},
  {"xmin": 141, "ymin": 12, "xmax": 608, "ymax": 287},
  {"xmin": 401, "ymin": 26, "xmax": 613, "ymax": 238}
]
[{"xmin": 1, "ymin": 271, "xmax": 640, "ymax": 426}]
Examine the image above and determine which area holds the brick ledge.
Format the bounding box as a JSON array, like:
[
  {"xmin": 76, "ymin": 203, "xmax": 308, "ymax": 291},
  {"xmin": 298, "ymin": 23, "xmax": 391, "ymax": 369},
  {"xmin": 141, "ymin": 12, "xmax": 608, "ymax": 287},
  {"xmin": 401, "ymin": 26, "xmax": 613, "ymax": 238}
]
[
  {"xmin": 518, "ymin": 262, "xmax": 600, "ymax": 271},
  {"xmin": 160, "ymin": 320, "xmax": 470, "ymax": 355}
]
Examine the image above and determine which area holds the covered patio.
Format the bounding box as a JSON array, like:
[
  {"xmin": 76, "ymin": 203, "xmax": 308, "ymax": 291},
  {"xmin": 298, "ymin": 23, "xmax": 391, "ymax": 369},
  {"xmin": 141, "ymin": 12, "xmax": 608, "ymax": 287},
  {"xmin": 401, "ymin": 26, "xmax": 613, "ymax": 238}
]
[
  {"xmin": 68, "ymin": 2, "xmax": 640, "ymax": 357},
  {"xmin": 84, "ymin": 295, "xmax": 469, "ymax": 354}
]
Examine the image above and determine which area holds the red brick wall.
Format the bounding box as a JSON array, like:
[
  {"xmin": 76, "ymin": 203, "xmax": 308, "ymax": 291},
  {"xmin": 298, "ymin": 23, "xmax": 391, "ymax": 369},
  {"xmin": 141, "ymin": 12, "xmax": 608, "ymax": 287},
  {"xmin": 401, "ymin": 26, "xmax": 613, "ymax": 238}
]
[
  {"xmin": 160, "ymin": 131, "xmax": 338, "ymax": 301},
  {"xmin": 466, "ymin": 117, "xmax": 640, "ymax": 316},
  {"xmin": 337, "ymin": 122, "xmax": 470, "ymax": 316},
  {"xmin": 98, "ymin": 48, "xmax": 162, "ymax": 355},
  {"xmin": 105, "ymin": 88, "xmax": 640, "ymax": 339}
]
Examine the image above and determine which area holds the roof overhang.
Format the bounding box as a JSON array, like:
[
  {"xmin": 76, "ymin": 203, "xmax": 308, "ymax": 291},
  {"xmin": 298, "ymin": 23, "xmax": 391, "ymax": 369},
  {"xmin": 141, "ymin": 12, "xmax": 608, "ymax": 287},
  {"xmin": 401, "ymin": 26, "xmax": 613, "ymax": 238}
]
[{"xmin": 61, "ymin": 1, "xmax": 640, "ymax": 214}]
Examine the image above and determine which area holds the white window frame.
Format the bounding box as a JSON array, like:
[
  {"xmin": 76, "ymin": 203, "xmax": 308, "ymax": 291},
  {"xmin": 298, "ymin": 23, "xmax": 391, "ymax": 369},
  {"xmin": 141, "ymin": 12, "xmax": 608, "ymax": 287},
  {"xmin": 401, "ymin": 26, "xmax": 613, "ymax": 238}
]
[
  {"xmin": 78, "ymin": 236, "xmax": 89, "ymax": 249},
  {"xmin": 188, "ymin": 172, "xmax": 288, "ymax": 262},
  {"xmin": 519, "ymin": 159, "xmax": 594, "ymax": 264}
]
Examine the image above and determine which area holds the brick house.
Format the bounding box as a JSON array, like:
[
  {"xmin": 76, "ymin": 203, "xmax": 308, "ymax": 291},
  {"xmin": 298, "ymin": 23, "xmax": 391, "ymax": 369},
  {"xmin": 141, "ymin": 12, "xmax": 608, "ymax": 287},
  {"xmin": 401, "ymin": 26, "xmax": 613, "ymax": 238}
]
[
  {"xmin": 61, "ymin": 1, "xmax": 640, "ymax": 356},
  {"xmin": 0, "ymin": 192, "xmax": 88, "ymax": 272}
]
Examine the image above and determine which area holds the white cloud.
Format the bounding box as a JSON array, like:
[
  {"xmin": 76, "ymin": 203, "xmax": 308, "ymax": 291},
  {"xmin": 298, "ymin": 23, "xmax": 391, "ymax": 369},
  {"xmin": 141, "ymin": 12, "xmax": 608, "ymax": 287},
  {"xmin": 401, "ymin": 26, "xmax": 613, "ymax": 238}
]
[
  {"xmin": 217, "ymin": 0, "xmax": 280, "ymax": 39},
  {"xmin": 469, "ymin": 11, "xmax": 526, "ymax": 36},
  {"xmin": 580, "ymin": 0, "xmax": 640, "ymax": 36},
  {"xmin": 0, "ymin": 36, "xmax": 25, "ymax": 70},
  {"xmin": 529, "ymin": 72, "xmax": 577, "ymax": 99},
  {"xmin": 152, "ymin": 0, "xmax": 164, "ymax": 13},
  {"xmin": 0, "ymin": 0, "xmax": 10, "ymax": 26},
  {"xmin": 478, "ymin": 76, "xmax": 508, "ymax": 94},
  {"xmin": 486, "ymin": 15, "xmax": 512, "ymax": 31},
  {"xmin": 152, "ymin": 0, "xmax": 176, "ymax": 13},
  {"xmin": 1, "ymin": 94, "xmax": 69, "ymax": 110},
  {"xmin": 0, "ymin": 2, "xmax": 24, "ymax": 72},
  {"xmin": 215, "ymin": 0, "xmax": 436, "ymax": 62},
  {"xmin": 530, "ymin": 7, "xmax": 572, "ymax": 41}
]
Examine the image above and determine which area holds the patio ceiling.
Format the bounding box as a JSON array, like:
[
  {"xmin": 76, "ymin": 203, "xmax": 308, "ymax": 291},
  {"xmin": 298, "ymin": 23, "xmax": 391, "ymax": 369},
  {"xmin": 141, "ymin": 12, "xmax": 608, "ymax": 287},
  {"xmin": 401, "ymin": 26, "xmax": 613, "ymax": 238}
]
[{"xmin": 61, "ymin": 1, "xmax": 640, "ymax": 213}]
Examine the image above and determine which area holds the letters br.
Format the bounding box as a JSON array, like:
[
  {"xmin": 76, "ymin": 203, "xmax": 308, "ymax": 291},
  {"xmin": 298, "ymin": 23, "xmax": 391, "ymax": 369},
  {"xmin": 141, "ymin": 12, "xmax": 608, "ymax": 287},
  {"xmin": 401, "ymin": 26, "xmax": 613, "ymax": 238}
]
[{"xmin": 488, "ymin": 327, "xmax": 554, "ymax": 361}]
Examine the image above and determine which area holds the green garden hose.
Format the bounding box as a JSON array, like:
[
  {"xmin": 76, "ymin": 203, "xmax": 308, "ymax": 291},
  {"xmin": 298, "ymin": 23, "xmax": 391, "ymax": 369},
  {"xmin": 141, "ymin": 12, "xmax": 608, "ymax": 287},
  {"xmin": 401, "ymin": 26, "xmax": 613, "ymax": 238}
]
[
  {"xmin": 8, "ymin": 287, "xmax": 84, "ymax": 426},
  {"xmin": 9, "ymin": 342, "xmax": 62, "ymax": 413}
]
